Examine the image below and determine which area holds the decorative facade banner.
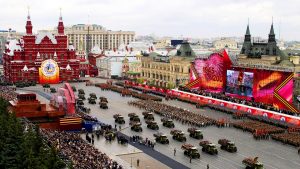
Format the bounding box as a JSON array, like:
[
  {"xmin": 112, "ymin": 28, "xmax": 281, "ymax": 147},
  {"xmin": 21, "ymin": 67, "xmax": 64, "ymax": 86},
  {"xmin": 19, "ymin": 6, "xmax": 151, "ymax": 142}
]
[{"xmin": 39, "ymin": 59, "xmax": 60, "ymax": 84}]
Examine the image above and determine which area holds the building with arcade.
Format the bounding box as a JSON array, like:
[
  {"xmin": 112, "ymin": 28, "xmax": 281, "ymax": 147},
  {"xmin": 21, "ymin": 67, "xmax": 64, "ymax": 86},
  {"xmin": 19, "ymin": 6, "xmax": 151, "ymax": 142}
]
[{"xmin": 3, "ymin": 12, "xmax": 80, "ymax": 84}]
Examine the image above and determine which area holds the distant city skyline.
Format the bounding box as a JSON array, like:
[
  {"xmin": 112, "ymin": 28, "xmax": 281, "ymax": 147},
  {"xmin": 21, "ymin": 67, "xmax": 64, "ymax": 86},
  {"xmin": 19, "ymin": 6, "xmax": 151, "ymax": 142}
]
[{"xmin": 1, "ymin": 0, "xmax": 300, "ymax": 41}]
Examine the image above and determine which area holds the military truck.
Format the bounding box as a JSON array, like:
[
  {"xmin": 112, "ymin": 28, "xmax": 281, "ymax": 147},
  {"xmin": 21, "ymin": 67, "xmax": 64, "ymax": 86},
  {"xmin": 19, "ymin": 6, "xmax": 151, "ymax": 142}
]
[
  {"xmin": 131, "ymin": 122, "xmax": 143, "ymax": 132},
  {"xmin": 76, "ymin": 99, "xmax": 84, "ymax": 106},
  {"xmin": 218, "ymin": 139, "xmax": 237, "ymax": 153},
  {"xmin": 147, "ymin": 121, "xmax": 159, "ymax": 130},
  {"xmin": 78, "ymin": 89, "xmax": 85, "ymax": 94},
  {"xmin": 170, "ymin": 129, "xmax": 186, "ymax": 142},
  {"xmin": 199, "ymin": 140, "xmax": 218, "ymax": 155},
  {"xmin": 153, "ymin": 133, "xmax": 169, "ymax": 144},
  {"xmin": 50, "ymin": 87, "xmax": 56, "ymax": 93},
  {"xmin": 113, "ymin": 114, "xmax": 125, "ymax": 124},
  {"xmin": 88, "ymin": 97, "xmax": 96, "ymax": 104},
  {"xmin": 100, "ymin": 102, "xmax": 108, "ymax": 109},
  {"xmin": 78, "ymin": 94, "xmax": 86, "ymax": 100},
  {"xmin": 181, "ymin": 143, "xmax": 200, "ymax": 159},
  {"xmin": 99, "ymin": 97, "xmax": 108, "ymax": 103},
  {"xmin": 161, "ymin": 118, "xmax": 175, "ymax": 128},
  {"xmin": 89, "ymin": 93, "xmax": 97, "ymax": 99},
  {"xmin": 187, "ymin": 128, "xmax": 203, "ymax": 139},
  {"xmin": 128, "ymin": 113, "xmax": 140, "ymax": 122},
  {"xmin": 142, "ymin": 112, "xmax": 155, "ymax": 121},
  {"xmin": 242, "ymin": 157, "xmax": 264, "ymax": 169}
]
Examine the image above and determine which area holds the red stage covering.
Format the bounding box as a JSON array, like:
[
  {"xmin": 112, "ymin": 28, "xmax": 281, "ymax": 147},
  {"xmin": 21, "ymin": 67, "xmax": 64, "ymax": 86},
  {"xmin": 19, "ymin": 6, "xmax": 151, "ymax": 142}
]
[{"xmin": 170, "ymin": 89, "xmax": 300, "ymax": 126}]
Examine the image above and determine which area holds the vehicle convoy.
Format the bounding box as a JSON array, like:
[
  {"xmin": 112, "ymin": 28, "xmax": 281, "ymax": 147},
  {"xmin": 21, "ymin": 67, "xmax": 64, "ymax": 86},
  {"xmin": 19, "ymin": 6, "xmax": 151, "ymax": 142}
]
[
  {"xmin": 89, "ymin": 93, "xmax": 97, "ymax": 99},
  {"xmin": 147, "ymin": 121, "xmax": 159, "ymax": 130},
  {"xmin": 153, "ymin": 133, "xmax": 169, "ymax": 144},
  {"xmin": 88, "ymin": 97, "xmax": 96, "ymax": 104},
  {"xmin": 218, "ymin": 139, "xmax": 237, "ymax": 152},
  {"xmin": 187, "ymin": 128, "xmax": 203, "ymax": 139},
  {"xmin": 170, "ymin": 129, "xmax": 186, "ymax": 142},
  {"xmin": 142, "ymin": 112, "xmax": 155, "ymax": 121},
  {"xmin": 181, "ymin": 143, "xmax": 200, "ymax": 159},
  {"xmin": 128, "ymin": 113, "xmax": 141, "ymax": 122},
  {"xmin": 113, "ymin": 114, "xmax": 125, "ymax": 124},
  {"xmin": 199, "ymin": 140, "xmax": 218, "ymax": 155},
  {"xmin": 99, "ymin": 97, "xmax": 108, "ymax": 103},
  {"xmin": 242, "ymin": 157, "xmax": 264, "ymax": 169},
  {"xmin": 131, "ymin": 122, "xmax": 143, "ymax": 132},
  {"xmin": 161, "ymin": 118, "xmax": 175, "ymax": 128},
  {"xmin": 100, "ymin": 102, "xmax": 108, "ymax": 109}
]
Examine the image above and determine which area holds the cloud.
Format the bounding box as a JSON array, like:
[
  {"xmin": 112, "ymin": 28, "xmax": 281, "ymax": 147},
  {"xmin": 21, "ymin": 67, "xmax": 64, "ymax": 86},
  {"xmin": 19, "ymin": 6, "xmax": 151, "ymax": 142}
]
[{"xmin": 0, "ymin": 0, "xmax": 299, "ymax": 40}]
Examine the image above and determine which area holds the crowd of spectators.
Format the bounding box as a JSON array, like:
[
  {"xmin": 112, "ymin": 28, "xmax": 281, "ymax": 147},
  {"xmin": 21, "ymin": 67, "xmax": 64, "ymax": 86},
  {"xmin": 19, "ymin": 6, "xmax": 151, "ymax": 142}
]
[
  {"xmin": 179, "ymin": 86, "xmax": 299, "ymax": 116},
  {"xmin": 0, "ymin": 86, "xmax": 17, "ymax": 101},
  {"xmin": 41, "ymin": 129, "xmax": 123, "ymax": 169},
  {"xmin": 128, "ymin": 100, "xmax": 216, "ymax": 127}
]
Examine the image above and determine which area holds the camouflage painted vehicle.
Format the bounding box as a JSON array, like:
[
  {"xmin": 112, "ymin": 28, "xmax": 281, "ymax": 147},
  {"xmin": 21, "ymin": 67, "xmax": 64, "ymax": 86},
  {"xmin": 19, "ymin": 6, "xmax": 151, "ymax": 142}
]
[
  {"xmin": 199, "ymin": 140, "xmax": 218, "ymax": 155},
  {"xmin": 78, "ymin": 94, "xmax": 86, "ymax": 100},
  {"xmin": 218, "ymin": 139, "xmax": 237, "ymax": 153},
  {"xmin": 181, "ymin": 143, "xmax": 200, "ymax": 159},
  {"xmin": 142, "ymin": 112, "xmax": 155, "ymax": 121},
  {"xmin": 89, "ymin": 93, "xmax": 97, "ymax": 99},
  {"xmin": 76, "ymin": 99, "xmax": 84, "ymax": 106},
  {"xmin": 170, "ymin": 129, "xmax": 186, "ymax": 142},
  {"xmin": 131, "ymin": 122, "xmax": 143, "ymax": 132},
  {"xmin": 147, "ymin": 121, "xmax": 159, "ymax": 130},
  {"xmin": 113, "ymin": 114, "xmax": 125, "ymax": 124},
  {"xmin": 242, "ymin": 157, "xmax": 264, "ymax": 169},
  {"xmin": 99, "ymin": 97, "xmax": 108, "ymax": 103},
  {"xmin": 187, "ymin": 128, "xmax": 203, "ymax": 139},
  {"xmin": 162, "ymin": 118, "xmax": 175, "ymax": 128},
  {"xmin": 88, "ymin": 97, "xmax": 96, "ymax": 104},
  {"xmin": 128, "ymin": 113, "xmax": 140, "ymax": 122},
  {"xmin": 78, "ymin": 89, "xmax": 85, "ymax": 94},
  {"xmin": 100, "ymin": 102, "xmax": 108, "ymax": 109},
  {"xmin": 153, "ymin": 133, "xmax": 169, "ymax": 144}
]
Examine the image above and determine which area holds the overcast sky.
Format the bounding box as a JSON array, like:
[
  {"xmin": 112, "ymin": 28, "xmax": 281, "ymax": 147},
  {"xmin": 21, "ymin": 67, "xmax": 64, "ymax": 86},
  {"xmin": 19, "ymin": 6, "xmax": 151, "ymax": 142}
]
[{"xmin": 1, "ymin": 0, "xmax": 300, "ymax": 41}]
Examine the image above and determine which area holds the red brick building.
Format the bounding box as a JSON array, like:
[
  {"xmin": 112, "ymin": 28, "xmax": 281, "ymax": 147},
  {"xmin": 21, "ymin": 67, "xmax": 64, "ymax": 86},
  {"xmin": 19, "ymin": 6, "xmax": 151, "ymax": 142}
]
[{"xmin": 3, "ymin": 12, "xmax": 80, "ymax": 83}]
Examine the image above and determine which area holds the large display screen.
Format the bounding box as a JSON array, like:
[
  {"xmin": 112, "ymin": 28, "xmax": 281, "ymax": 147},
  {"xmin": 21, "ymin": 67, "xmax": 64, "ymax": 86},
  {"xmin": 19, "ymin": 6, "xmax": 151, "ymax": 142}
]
[
  {"xmin": 192, "ymin": 53, "xmax": 228, "ymax": 92},
  {"xmin": 225, "ymin": 70, "xmax": 254, "ymax": 97},
  {"xmin": 39, "ymin": 59, "xmax": 60, "ymax": 84}
]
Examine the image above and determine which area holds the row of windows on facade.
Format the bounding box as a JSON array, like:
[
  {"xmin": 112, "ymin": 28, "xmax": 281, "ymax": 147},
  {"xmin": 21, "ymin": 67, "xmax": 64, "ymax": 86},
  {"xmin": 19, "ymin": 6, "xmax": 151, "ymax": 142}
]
[
  {"xmin": 142, "ymin": 72, "xmax": 171, "ymax": 81},
  {"xmin": 69, "ymin": 34, "xmax": 134, "ymax": 39},
  {"xmin": 241, "ymin": 48, "xmax": 277, "ymax": 54},
  {"xmin": 142, "ymin": 63, "xmax": 189, "ymax": 73},
  {"xmin": 21, "ymin": 53, "xmax": 66, "ymax": 60}
]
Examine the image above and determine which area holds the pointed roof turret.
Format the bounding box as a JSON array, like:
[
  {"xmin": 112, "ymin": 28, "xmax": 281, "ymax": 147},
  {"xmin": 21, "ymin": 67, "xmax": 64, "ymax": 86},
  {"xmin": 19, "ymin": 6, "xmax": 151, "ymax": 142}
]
[
  {"xmin": 66, "ymin": 64, "xmax": 72, "ymax": 70},
  {"xmin": 57, "ymin": 8, "xmax": 64, "ymax": 35},
  {"xmin": 268, "ymin": 19, "xmax": 276, "ymax": 43},
  {"xmin": 269, "ymin": 23, "xmax": 275, "ymax": 35},
  {"xmin": 25, "ymin": 6, "xmax": 33, "ymax": 35},
  {"xmin": 37, "ymin": 52, "xmax": 40, "ymax": 59},
  {"xmin": 246, "ymin": 24, "xmax": 250, "ymax": 35}
]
